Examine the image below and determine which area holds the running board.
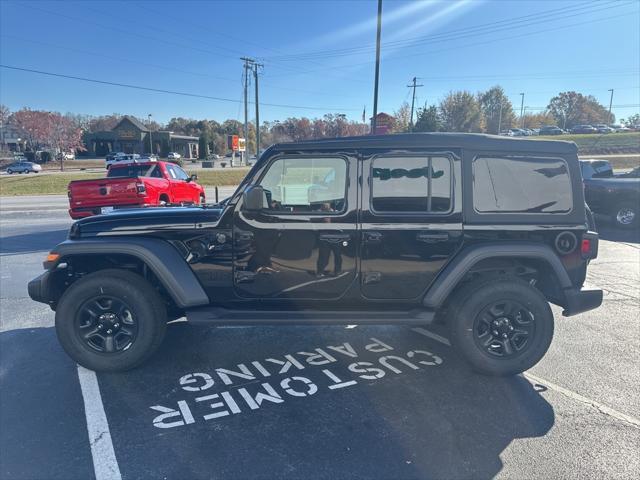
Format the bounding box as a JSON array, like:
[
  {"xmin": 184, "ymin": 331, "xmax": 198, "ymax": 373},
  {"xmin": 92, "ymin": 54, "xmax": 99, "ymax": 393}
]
[{"xmin": 186, "ymin": 307, "xmax": 435, "ymax": 326}]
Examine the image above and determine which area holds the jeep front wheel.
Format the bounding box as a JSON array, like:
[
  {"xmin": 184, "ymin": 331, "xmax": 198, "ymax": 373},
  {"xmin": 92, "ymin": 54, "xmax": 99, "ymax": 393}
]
[
  {"xmin": 55, "ymin": 269, "xmax": 167, "ymax": 372},
  {"xmin": 448, "ymin": 277, "xmax": 554, "ymax": 376}
]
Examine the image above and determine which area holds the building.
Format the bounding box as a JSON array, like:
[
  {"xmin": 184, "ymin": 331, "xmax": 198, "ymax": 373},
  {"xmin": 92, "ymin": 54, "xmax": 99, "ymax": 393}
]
[
  {"xmin": 0, "ymin": 122, "xmax": 27, "ymax": 152},
  {"xmin": 370, "ymin": 112, "xmax": 396, "ymax": 135},
  {"xmin": 83, "ymin": 116, "xmax": 199, "ymax": 158}
]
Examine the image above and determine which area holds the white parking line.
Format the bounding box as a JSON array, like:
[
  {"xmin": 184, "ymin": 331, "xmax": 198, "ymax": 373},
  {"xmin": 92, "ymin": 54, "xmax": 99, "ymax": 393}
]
[
  {"xmin": 411, "ymin": 327, "xmax": 640, "ymax": 429},
  {"xmin": 412, "ymin": 327, "xmax": 451, "ymax": 346},
  {"xmin": 77, "ymin": 366, "xmax": 122, "ymax": 480}
]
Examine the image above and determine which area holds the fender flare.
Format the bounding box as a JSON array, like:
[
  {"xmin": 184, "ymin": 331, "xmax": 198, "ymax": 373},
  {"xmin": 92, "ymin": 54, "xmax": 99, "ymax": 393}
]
[
  {"xmin": 423, "ymin": 242, "xmax": 572, "ymax": 309},
  {"xmin": 51, "ymin": 237, "xmax": 209, "ymax": 309}
]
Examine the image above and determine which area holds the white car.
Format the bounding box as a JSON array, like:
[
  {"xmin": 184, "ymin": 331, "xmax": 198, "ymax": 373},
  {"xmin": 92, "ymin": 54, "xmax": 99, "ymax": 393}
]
[
  {"xmin": 105, "ymin": 153, "xmax": 141, "ymax": 169},
  {"xmin": 167, "ymin": 152, "xmax": 181, "ymax": 160}
]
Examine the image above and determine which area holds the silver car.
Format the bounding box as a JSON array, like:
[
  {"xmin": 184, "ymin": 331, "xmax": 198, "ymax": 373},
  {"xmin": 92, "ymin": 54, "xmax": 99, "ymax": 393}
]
[{"xmin": 5, "ymin": 161, "xmax": 42, "ymax": 174}]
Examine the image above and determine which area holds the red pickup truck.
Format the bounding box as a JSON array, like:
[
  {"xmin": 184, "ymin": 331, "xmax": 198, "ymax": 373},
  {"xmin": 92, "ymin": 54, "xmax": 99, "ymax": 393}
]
[{"xmin": 68, "ymin": 161, "xmax": 206, "ymax": 219}]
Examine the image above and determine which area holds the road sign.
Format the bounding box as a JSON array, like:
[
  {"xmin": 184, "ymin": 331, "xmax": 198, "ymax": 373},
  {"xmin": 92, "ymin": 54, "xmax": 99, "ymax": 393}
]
[{"xmin": 238, "ymin": 138, "xmax": 246, "ymax": 152}]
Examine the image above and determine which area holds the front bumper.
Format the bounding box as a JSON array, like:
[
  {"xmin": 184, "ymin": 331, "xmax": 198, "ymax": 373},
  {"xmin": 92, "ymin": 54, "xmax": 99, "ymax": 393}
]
[
  {"xmin": 28, "ymin": 271, "xmax": 53, "ymax": 306},
  {"xmin": 562, "ymin": 288, "xmax": 603, "ymax": 316}
]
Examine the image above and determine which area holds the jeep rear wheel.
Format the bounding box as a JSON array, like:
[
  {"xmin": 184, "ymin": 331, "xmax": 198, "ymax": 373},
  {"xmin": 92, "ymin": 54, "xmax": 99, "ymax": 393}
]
[
  {"xmin": 55, "ymin": 269, "xmax": 167, "ymax": 372},
  {"xmin": 448, "ymin": 276, "xmax": 554, "ymax": 376}
]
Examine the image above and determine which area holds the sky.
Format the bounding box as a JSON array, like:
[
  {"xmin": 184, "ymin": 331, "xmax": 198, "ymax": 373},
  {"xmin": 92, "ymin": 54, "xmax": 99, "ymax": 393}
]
[{"xmin": 1, "ymin": 0, "xmax": 639, "ymax": 125}]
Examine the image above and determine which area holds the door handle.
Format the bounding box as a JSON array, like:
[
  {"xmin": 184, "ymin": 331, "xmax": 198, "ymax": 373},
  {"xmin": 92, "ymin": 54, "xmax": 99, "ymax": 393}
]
[
  {"xmin": 319, "ymin": 233, "xmax": 350, "ymax": 244},
  {"xmin": 416, "ymin": 232, "xmax": 449, "ymax": 243},
  {"xmin": 363, "ymin": 231, "xmax": 383, "ymax": 243}
]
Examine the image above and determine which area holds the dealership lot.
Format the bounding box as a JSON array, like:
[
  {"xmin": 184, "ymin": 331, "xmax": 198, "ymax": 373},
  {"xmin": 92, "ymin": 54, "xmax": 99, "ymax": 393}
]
[{"xmin": 1, "ymin": 201, "xmax": 639, "ymax": 479}]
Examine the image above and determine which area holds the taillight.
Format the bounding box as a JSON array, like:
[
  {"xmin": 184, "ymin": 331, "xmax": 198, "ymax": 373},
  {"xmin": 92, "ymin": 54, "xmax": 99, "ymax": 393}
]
[
  {"xmin": 581, "ymin": 232, "xmax": 598, "ymax": 259},
  {"xmin": 136, "ymin": 183, "xmax": 146, "ymax": 194},
  {"xmin": 581, "ymin": 239, "xmax": 591, "ymax": 255}
]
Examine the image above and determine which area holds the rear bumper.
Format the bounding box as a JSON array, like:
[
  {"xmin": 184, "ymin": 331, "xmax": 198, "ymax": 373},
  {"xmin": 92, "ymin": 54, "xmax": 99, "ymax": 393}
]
[
  {"xmin": 562, "ymin": 288, "xmax": 603, "ymax": 316},
  {"xmin": 69, "ymin": 202, "xmax": 145, "ymax": 219}
]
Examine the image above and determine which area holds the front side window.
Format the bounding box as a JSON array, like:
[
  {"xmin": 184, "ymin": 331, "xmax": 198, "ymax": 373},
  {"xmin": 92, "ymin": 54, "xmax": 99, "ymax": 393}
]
[
  {"xmin": 473, "ymin": 156, "xmax": 573, "ymax": 214},
  {"xmin": 371, "ymin": 155, "xmax": 452, "ymax": 213},
  {"xmin": 258, "ymin": 156, "xmax": 347, "ymax": 213}
]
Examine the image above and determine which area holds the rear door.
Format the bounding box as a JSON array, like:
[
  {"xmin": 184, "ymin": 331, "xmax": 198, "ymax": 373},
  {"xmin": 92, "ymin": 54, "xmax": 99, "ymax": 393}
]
[
  {"xmin": 233, "ymin": 153, "xmax": 358, "ymax": 300},
  {"xmin": 360, "ymin": 152, "xmax": 463, "ymax": 300}
]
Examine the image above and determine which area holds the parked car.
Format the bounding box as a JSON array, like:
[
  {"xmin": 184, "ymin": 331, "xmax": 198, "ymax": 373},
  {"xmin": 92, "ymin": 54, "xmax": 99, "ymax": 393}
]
[
  {"xmin": 618, "ymin": 167, "xmax": 640, "ymax": 178},
  {"xmin": 580, "ymin": 159, "xmax": 614, "ymax": 179},
  {"xmin": 570, "ymin": 125, "xmax": 598, "ymax": 134},
  {"xmin": 167, "ymin": 152, "xmax": 182, "ymax": 160},
  {"xmin": 5, "ymin": 161, "xmax": 42, "ymax": 174},
  {"xmin": 508, "ymin": 128, "xmax": 526, "ymax": 136},
  {"xmin": 593, "ymin": 124, "xmax": 615, "ymax": 134},
  {"xmin": 30, "ymin": 133, "xmax": 602, "ymax": 376},
  {"xmin": 539, "ymin": 126, "xmax": 564, "ymax": 136},
  {"xmin": 610, "ymin": 124, "xmax": 631, "ymax": 133},
  {"xmin": 106, "ymin": 153, "xmax": 141, "ymax": 169},
  {"xmin": 67, "ymin": 161, "xmax": 205, "ymax": 219},
  {"xmin": 583, "ymin": 175, "xmax": 640, "ymax": 229}
]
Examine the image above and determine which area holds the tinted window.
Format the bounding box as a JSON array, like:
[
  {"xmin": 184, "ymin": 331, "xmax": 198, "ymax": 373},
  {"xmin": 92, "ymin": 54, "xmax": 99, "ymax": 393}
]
[
  {"xmin": 258, "ymin": 156, "xmax": 347, "ymax": 213},
  {"xmin": 371, "ymin": 155, "xmax": 452, "ymax": 213},
  {"xmin": 473, "ymin": 156, "xmax": 573, "ymax": 214},
  {"xmin": 107, "ymin": 164, "xmax": 160, "ymax": 178}
]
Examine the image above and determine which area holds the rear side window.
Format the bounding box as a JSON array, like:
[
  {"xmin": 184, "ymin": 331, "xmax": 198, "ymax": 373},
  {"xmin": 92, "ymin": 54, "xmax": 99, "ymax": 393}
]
[
  {"xmin": 371, "ymin": 155, "xmax": 452, "ymax": 213},
  {"xmin": 473, "ymin": 156, "xmax": 573, "ymax": 214},
  {"xmin": 107, "ymin": 164, "xmax": 159, "ymax": 178}
]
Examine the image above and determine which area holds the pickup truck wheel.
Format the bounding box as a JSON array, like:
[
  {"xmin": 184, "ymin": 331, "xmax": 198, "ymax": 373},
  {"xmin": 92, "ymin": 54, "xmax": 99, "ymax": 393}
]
[
  {"xmin": 55, "ymin": 269, "xmax": 167, "ymax": 372},
  {"xmin": 199, "ymin": 194, "xmax": 205, "ymax": 205},
  {"xmin": 448, "ymin": 276, "xmax": 553, "ymax": 376},
  {"xmin": 159, "ymin": 195, "xmax": 169, "ymax": 206},
  {"xmin": 614, "ymin": 203, "xmax": 637, "ymax": 229},
  {"xmin": 6, "ymin": 169, "xmax": 12, "ymax": 174}
]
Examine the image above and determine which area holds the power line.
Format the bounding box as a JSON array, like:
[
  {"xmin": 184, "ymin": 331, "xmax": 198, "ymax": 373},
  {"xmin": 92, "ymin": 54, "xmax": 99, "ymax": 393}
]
[
  {"xmin": 264, "ymin": 1, "xmax": 625, "ymax": 61},
  {"xmin": 0, "ymin": 65, "xmax": 360, "ymax": 112}
]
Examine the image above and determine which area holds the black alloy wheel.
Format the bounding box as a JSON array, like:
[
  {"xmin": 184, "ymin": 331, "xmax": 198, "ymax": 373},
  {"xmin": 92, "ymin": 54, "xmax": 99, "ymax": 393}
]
[
  {"xmin": 76, "ymin": 296, "xmax": 138, "ymax": 353},
  {"xmin": 473, "ymin": 300, "xmax": 535, "ymax": 358}
]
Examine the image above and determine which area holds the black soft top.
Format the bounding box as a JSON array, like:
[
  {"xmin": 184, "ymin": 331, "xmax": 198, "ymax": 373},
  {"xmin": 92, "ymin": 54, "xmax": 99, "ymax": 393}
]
[{"xmin": 271, "ymin": 132, "xmax": 578, "ymax": 155}]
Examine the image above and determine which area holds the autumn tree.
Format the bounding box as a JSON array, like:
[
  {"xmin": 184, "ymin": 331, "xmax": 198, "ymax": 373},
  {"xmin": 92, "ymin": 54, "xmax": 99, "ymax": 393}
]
[
  {"xmin": 521, "ymin": 111, "xmax": 556, "ymax": 129},
  {"xmin": 87, "ymin": 114, "xmax": 122, "ymax": 132},
  {"xmin": 439, "ymin": 91, "xmax": 483, "ymax": 132},
  {"xmin": 547, "ymin": 91, "xmax": 613, "ymax": 129},
  {"xmin": 10, "ymin": 109, "xmax": 53, "ymax": 152},
  {"xmin": 478, "ymin": 86, "xmax": 516, "ymax": 134},
  {"xmin": 48, "ymin": 113, "xmax": 85, "ymax": 170},
  {"xmin": 393, "ymin": 102, "xmax": 411, "ymax": 133},
  {"xmin": 413, "ymin": 104, "xmax": 440, "ymax": 132}
]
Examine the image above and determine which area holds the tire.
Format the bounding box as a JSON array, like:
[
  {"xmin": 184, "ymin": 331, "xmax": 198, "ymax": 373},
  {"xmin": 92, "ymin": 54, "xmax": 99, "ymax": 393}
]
[
  {"xmin": 447, "ymin": 276, "xmax": 554, "ymax": 376},
  {"xmin": 159, "ymin": 195, "xmax": 170, "ymax": 206},
  {"xmin": 199, "ymin": 194, "xmax": 205, "ymax": 205},
  {"xmin": 6, "ymin": 169, "xmax": 12, "ymax": 174},
  {"xmin": 55, "ymin": 269, "xmax": 167, "ymax": 372},
  {"xmin": 613, "ymin": 202, "xmax": 638, "ymax": 229}
]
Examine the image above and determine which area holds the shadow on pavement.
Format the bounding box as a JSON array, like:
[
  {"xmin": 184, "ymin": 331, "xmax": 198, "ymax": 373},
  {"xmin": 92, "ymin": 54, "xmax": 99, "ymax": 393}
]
[
  {"xmin": 595, "ymin": 214, "xmax": 640, "ymax": 244},
  {"xmin": 0, "ymin": 229, "xmax": 69, "ymax": 255},
  {"xmin": 97, "ymin": 323, "xmax": 555, "ymax": 480}
]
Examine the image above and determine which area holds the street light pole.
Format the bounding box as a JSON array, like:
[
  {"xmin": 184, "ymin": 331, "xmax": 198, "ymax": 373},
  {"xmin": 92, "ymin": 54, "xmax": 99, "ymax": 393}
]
[
  {"xmin": 147, "ymin": 114, "xmax": 153, "ymax": 155},
  {"xmin": 519, "ymin": 93, "xmax": 525, "ymax": 128},
  {"xmin": 497, "ymin": 103, "xmax": 503, "ymax": 134},
  {"xmin": 608, "ymin": 89, "xmax": 614, "ymax": 124},
  {"xmin": 371, "ymin": 0, "xmax": 383, "ymax": 134}
]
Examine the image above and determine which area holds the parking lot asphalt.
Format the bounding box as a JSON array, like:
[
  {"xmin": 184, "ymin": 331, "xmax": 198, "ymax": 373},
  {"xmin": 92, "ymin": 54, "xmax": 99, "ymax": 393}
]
[{"xmin": 1, "ymin": 203, "xmax": 639, "ymax": 479}]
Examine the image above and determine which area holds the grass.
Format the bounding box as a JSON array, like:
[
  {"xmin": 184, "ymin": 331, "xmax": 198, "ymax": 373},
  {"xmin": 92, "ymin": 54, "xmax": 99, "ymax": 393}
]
[
  {"xmin": 0, "ymin": 168, "xmax": 250, "ymax": 196},
  {"xmin": 535, "ymin": 132, "xmax": 640, "ymax": 154}
]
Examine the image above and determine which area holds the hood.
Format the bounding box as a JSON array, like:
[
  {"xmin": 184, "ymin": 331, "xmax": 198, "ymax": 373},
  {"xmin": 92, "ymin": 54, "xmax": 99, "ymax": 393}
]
[{"xmin": 71, "ymin": 206, "xmax": 224, "ymax": 238}]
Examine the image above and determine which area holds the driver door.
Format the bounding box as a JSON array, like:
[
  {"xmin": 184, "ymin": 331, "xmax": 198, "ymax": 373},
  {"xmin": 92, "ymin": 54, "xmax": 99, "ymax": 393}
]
[{"xmin": 233, "ymin": 154, "xmax": 358, "ymax": 300}]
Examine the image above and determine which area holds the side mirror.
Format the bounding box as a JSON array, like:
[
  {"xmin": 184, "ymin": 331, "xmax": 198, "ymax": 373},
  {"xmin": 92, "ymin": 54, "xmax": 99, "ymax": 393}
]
[
  {"xmin": 242, "ymin": 185, "xmax": 265, "ymax": 211},
  {"xmin": 189, "ymin": 174, "xmax": 198, "ymax": 182}
]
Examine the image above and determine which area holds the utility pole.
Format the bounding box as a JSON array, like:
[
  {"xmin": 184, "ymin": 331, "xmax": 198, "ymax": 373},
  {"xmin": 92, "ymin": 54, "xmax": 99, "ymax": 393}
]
[
  {"xmin": 519, "ymin": 92, "xmax": 525, "ymax": 128},
  {"xmin": 497, "ymin": 103, "xmax": 503, "ymax": 134},
  {"xmin": 371, "ymin": 0, "xmax": 383, "ymax": 134},
  {"xmin": 407, "ymin": 76, "xmax": 424, "ymax": 129},
  {"xmin": 253, "ymin": 62, "xmax": 263, "ymax": 158},
  {"xmin": 608, "ymin": 89, "xmax": 614, "ymax": 124},
  {"xmin": 147, "ymin": 113, "xmax": 153, "ymax": 155},
  {"xmin": 241, "ymin": 57, "xmax": 254, "ymax": 166}
]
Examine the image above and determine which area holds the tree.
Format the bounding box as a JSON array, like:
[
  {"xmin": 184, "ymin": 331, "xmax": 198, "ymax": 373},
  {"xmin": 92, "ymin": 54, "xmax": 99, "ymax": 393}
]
[
  {"xmin": 413, "ymin": 104, "xmax": 440, "ymax": 132},
  {"xmin": 521, "ymin": 111, "xmax": 556, "ymax": 129},
  {"xmin": 439, "ymin": 91, "xmax": 483, "ymax": 132},
  {"xmin": 393, "ymin": 102, "xmax": 411, "ymax": 133},
  {"xmin": 624, "ymin": 113, "xmax": 640, "ymax": 126},
  {"xmin": 547, "ymin": 91, "xmax": 613, "ymax": 129},
  {"xmin": 0, "ymin": 104, "xmax": 10, "ymax": 151},
  {"xmin": 11, "ymin": 109, "xmax": 53, "ymax": 152},
  {"xmin": 198, "ymin": 131, "xmax": 210, "ymax": 159},
  {"xmin": 48, "ymin": 113, "xmax": 85, "ymax": 170},
  {"xmin": 478, "ymin": 86, "xmax": 516, "ymax": 134},
  {"xmin": 87, "ymin": 114, "xmax": 121, "ymax": 132}
]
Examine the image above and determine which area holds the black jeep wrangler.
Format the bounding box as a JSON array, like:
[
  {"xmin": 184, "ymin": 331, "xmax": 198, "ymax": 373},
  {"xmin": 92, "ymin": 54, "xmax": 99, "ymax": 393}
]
[{"xmin": 29, "ymin": 133, "xmax": 602, "ymax": 376}]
